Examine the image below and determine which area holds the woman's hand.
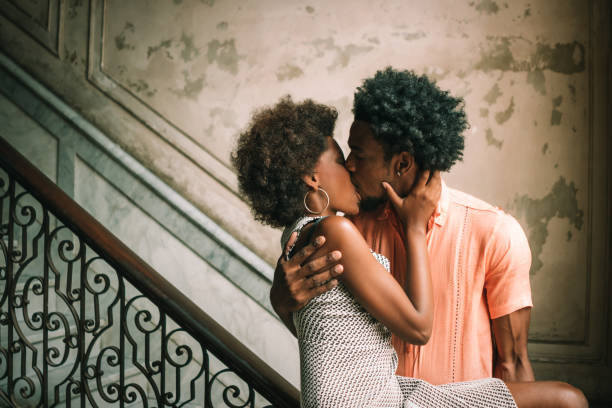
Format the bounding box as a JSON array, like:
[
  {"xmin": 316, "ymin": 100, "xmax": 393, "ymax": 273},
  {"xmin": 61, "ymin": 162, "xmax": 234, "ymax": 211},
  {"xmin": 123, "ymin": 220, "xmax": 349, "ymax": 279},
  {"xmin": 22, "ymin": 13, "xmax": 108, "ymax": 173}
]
[{"xmin": 382, "ymin": 170, "xmax": 441, "ymax": 234}]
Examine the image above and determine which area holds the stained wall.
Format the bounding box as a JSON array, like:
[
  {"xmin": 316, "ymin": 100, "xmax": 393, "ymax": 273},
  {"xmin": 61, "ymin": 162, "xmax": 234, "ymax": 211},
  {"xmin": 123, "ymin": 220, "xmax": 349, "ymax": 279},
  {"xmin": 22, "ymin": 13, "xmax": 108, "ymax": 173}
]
[{"xmin": 0, "ymin": 0, "xmax": 610, "ymax": 402}]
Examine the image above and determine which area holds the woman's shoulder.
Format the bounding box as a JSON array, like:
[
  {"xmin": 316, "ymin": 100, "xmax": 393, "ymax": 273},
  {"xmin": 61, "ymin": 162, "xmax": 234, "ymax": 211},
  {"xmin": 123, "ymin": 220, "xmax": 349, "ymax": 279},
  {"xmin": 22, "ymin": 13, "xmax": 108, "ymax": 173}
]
[{"xmin": 316, "ymin": 215, "xmax": 362, "ymax": 242}]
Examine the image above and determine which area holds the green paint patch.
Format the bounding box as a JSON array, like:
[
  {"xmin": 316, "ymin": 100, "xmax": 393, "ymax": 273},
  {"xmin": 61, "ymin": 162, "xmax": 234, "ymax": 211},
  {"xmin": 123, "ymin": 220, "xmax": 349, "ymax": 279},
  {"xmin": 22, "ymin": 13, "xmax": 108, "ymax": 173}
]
[
  {"xmin": 474, "ymin": 0, "xmax": 499, "ymax": 14},
  {"xmin": 276, "ymin": 63, "xmax": 304, "ymax": 81},
  {"xmin": 475, "ymin": 38, "xmax": 585, "ymax": 74},
  {"xmin": 200, "ymin": 0, "xmax": 215, "ymax": 6},
  {"xmin": 306, "ymin": 5, "xmax": 315, "ymax": 13},
  {"xmin": 180, "ymin": 33, "xmax": 200, "ymax": 62},
  {"xmin": 484, "ymin": 83, "xmax": 502, "ymax": 105},
  {"xmin": 475, "ymin": 37, "xmax": 516, "ymax": 71},
  {"xmin": 127, "ymin": 79, "xmax": 156, "ymax": 98},
  {"xmin": 115, "ymin": 22, "xmax": 135, "ymax": 51},
  {"xmin": 171, "ymin": 70, "xmax": 205, "ymax": 100},
  {"xmin": 527, "ymin": 69, "xmax": 546, "ymax": 95},
  {"xmin": 207, "ymin": 39, "xmax": 244, "ymax": 75},
  {"xmin": 532, "ymin": 42, "xmax": 585, "ymax": 74},
  {"xmin": 485, "ymin": 128, "xmax": 503, "ymax": 149},
  {"xmin": 147, "ymin": 39, "xmax": 173, "ymax": 59},
  {"xmin": 566, "ymin": 230, "xmax": 572, "ymax": 241},
  {"xmin": 403, "ymin": 31, "xmax": 426, "ymax": 41},
  {"xmin": 551, "ymin": 96, "xmax": 563, "ymax": 126},
  {"xmin": 216, "ymin": 21, "xmax": 228, "ymax": 30},
  {"xmin": 480, "ymin": 108, "xmax": 489, "ymax": 117},
  {"xmin": 311, "ymin": 38, "xmax": 373, "ymax": 71},
  {"xmin": 523, "ymin": 8, "xmax": 531, "ymax": 18},
  {"xmin": 510, "ymin": 176, "xmax": 584, "ymax": 274},
  {"xmin": 568, "ymin": 84, "xmax": 576, "ymax": 102},
  {"xmin": 550, "ymin": 111, "xmax": 562, "ymax": 125},
  {"xmin": 541, "ymin": 143, "xmax": 548, "ymax": 155},
  {"xmin": 494, "ymin": 97, "xmax": 514, "ymax": 124}
]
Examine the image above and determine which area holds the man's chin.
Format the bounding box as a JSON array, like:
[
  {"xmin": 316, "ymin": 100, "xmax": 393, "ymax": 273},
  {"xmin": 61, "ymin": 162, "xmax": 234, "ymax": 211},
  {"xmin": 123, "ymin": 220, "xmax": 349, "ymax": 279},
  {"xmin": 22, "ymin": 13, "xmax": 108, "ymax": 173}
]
[{"xmin": 358, "ymin": 196, "xmax": 387, "ymax": 212}]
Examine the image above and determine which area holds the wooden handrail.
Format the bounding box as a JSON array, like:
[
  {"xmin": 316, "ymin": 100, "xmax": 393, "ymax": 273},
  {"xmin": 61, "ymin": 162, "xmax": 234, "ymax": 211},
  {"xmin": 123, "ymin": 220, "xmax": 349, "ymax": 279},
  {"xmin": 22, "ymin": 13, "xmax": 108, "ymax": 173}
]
[{"xmin": 0, "ymin": 137, "xmax": 299, "ymax": 407}]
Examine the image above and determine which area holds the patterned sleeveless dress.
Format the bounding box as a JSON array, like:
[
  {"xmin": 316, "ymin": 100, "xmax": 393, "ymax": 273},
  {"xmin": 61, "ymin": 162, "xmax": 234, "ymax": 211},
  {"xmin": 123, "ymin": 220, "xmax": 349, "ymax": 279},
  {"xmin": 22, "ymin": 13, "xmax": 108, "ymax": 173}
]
[{"xmin": 282, "ymin": 216, "xmax": 518, "ymax": 408}]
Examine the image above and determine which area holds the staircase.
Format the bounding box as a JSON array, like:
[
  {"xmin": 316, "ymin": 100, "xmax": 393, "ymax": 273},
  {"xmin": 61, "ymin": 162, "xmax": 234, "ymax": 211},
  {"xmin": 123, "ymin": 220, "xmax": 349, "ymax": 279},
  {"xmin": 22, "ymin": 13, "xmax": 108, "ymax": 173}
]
[{"xmin": 0, "ymin": 139, "xmax": 299, "ymax": 407}]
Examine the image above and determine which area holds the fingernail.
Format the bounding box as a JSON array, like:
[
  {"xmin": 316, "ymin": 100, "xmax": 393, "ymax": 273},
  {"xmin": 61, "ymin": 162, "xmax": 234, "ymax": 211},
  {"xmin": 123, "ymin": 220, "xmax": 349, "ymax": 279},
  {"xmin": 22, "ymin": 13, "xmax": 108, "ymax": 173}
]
[
  {"xmin": 330, "ymin": 250, "xmax": 342, "ymax": 260},
  {"xmin": 314, "ymin": 236, "xmax": 325, "ymax": 247},
  {"xmin": 333, "ymin": 264, "xmax": 343, "ymax": 273}
]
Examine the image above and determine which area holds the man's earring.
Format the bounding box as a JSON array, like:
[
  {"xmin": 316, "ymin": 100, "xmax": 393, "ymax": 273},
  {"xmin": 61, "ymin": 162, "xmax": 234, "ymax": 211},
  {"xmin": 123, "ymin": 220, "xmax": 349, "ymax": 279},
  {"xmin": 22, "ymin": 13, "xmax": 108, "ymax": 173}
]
[{"xmin": 396, "ymin": 171, "xmax": 401, "ymax": 176}]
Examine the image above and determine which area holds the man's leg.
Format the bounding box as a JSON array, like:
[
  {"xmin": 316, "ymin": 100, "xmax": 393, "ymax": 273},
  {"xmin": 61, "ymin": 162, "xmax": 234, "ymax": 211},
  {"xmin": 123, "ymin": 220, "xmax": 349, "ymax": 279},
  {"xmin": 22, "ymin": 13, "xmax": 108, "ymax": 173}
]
[{"xmin": 505, "ymin": 381, "xmax": 588, "ymax": 408}]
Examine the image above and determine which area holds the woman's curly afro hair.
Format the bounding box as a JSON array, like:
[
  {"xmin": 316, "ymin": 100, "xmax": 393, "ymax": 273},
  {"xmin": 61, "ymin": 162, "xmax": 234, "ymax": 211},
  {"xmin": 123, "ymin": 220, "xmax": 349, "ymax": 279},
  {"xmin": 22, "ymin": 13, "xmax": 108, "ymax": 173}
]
[
  {"xmin": 353, "ymin": 67, "xmax": 467, "ymax": 171},
  {"xmin": 232, "ymin": 96, "xmax": 338, "ymax": 229}
]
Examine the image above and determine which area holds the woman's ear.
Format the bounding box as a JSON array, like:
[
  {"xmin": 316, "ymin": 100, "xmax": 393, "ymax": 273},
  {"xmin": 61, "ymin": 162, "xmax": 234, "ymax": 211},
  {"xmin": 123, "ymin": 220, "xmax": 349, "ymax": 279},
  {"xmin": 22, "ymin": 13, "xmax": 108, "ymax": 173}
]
[{"xmin": 301, "ymin": 172, "xmax": 320, "ymax": 190}]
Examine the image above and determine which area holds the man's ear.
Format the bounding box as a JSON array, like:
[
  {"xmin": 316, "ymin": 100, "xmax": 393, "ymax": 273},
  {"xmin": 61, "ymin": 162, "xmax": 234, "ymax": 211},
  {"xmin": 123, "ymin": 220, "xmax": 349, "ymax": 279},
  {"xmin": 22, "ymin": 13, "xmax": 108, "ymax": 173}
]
[
  {"xmin": 394, "ymin": 152, "xmax": 414, "ymax": 176},
  {"xmin": 301, "ymin": 172, "xmax": 320, "ymax": 190}
]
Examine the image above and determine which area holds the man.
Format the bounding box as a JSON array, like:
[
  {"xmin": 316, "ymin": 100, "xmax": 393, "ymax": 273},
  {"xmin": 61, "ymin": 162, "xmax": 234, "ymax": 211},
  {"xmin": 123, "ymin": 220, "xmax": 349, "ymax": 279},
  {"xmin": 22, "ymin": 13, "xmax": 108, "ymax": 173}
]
[{"xmin": 270, "ymin": 67, "xmax": 534, "ymax": 384}]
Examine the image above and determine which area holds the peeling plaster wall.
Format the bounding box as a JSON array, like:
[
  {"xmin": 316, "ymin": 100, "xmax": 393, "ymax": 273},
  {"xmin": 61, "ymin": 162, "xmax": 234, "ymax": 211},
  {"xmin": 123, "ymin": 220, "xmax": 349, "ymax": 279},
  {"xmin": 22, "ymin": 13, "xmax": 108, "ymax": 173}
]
[{"xmin": 0, "ymin": 0, "xmax": 611, "ymax": 400}]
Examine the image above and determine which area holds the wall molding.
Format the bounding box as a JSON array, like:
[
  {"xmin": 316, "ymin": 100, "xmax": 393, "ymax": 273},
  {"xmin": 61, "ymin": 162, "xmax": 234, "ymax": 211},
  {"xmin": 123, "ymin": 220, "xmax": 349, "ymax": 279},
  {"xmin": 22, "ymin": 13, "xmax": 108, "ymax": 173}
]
[
  {"xmin": 86, "ymin": 0, "xmax": 240, "ymax": 198},
  {"xmin": 0, "ymin": 51, "xmax": 277, "ymax": 317},
  {"xmin": 0, "ymin": 0, "xmax": 62, "ymax": 56}
]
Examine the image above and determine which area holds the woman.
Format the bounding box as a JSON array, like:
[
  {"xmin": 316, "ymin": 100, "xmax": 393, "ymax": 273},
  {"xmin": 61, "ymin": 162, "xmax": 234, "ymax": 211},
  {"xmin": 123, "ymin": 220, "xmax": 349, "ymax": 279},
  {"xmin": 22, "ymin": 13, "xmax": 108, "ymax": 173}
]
[{"xmin": 232, "ymin": 96, "xmax": 587, "ymax": 408}]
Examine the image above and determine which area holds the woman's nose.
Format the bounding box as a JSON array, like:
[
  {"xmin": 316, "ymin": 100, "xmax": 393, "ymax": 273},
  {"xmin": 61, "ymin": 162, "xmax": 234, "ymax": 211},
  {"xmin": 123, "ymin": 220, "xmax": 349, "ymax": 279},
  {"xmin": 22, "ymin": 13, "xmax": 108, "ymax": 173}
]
[{"xmin": 345, "ymin": 153, "xmax": 355, "ymax": 172}]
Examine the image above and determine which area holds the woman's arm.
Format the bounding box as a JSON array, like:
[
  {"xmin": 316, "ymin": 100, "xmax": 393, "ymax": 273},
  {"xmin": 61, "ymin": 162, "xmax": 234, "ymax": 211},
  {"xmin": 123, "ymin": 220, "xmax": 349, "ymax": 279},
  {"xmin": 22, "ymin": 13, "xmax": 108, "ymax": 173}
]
[
  {"xmin": 309, "ymin": 170, "xmax": 440, "ymax": 344},
  {"xmin": 314, "ymin": 215, "xmax": 433, "ymax": 344}
]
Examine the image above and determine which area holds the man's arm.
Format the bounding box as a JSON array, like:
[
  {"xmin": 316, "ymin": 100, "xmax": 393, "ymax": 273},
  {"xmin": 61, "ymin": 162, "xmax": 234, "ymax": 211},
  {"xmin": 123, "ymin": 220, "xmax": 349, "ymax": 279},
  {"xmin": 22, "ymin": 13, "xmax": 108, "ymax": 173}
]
[
  {"xmin": 484, "ymin": 212, "xmax": 534, "ymax": 381},
  {"xmin": 492, "ymin": 307, "xmax": 535, "ymax": 381},
  {"xmin": 270, "ymin": 233, "xmax": 343, "ymax": 336}
]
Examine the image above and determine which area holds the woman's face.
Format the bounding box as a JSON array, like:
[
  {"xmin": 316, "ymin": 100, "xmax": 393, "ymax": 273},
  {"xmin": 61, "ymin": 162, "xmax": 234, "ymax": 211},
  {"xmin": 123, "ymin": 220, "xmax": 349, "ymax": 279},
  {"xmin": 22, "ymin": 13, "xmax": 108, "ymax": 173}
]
[{"xmin": 314, "ymin": 137, "xmax": 361, "ymax": 216}]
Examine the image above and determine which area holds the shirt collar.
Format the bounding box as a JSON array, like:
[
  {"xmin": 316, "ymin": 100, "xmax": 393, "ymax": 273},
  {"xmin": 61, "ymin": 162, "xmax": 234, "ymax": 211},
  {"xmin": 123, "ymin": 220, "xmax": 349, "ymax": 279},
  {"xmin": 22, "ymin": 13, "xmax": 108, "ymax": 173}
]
[{"xmin": 434, "ymin": 179, "xmax": 450, "ymax": 227}]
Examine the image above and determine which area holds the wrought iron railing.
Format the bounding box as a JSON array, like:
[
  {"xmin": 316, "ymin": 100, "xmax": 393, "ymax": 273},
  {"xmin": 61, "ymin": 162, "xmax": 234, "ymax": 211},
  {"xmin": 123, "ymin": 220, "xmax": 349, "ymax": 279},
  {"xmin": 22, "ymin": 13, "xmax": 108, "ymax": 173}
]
[{"xmin": 0, "ymin": 138, "xmax": 299, "ymax": 407}]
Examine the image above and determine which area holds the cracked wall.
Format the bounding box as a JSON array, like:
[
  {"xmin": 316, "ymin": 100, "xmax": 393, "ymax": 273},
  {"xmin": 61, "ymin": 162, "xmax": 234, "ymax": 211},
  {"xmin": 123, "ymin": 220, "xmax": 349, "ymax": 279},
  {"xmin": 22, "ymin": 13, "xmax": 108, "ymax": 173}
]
[{"xmin": 0, "ymin": 0, "xmax": 608, "ymax": 392}]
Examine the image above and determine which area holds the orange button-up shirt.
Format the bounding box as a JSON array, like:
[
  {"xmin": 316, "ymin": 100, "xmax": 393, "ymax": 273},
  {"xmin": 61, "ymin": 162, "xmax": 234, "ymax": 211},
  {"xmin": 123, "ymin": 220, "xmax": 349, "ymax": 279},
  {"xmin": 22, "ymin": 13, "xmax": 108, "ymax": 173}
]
[{"xmin": 350, "ymin": 182, "xmax": 532, "ymax": 384}]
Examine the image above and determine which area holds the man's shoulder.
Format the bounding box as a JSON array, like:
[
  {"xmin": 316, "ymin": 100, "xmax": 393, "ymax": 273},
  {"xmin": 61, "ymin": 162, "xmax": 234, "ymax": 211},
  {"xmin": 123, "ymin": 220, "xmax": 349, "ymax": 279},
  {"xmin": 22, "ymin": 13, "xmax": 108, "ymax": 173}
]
[
  {"xmin": 445, "ymin": 185, "xmax": 523, "ymax": 237},
  {"xmin": 446, "ymin": 185, "xmax": 503, "ymax": 214}
]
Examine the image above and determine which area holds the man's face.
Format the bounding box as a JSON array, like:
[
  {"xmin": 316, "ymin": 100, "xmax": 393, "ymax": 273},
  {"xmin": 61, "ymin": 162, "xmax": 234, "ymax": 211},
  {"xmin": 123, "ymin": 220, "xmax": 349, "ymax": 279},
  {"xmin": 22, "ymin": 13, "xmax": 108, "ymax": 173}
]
[{"xmin": 345, "ymin": 120, "xmax": 395, "ymax": 211}]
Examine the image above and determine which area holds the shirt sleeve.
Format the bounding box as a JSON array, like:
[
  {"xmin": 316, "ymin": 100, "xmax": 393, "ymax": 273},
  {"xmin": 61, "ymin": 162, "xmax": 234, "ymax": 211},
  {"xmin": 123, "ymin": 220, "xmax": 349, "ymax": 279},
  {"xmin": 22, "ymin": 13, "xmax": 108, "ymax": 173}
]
[{"xmin": 485, "ymin": 213, "xmax": 533, "ymax": 319}]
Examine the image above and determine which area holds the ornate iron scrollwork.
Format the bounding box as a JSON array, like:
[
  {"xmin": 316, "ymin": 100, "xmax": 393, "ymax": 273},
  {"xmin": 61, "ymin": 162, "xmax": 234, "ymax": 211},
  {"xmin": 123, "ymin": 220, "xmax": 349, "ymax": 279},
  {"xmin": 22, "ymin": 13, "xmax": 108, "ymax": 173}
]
[{"xmin": 0, "ymin": 168, "xmax": 275, "ymax": 407}]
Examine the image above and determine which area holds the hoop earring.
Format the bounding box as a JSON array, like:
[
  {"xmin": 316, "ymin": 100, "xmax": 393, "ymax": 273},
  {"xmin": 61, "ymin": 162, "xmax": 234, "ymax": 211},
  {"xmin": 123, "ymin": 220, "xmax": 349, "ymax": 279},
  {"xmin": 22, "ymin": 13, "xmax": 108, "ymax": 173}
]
[{"xmin": 304, "ymin": 188, "xmax": 330, "ymax": 214}]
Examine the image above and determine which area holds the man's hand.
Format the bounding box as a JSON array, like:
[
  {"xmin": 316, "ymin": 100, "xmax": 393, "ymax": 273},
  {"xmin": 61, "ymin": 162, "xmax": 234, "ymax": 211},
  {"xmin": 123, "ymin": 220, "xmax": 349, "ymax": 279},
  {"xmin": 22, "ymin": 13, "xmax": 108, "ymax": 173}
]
[
  {"xmin": 270, "ymin": 232, "xmax": 343, "ymax": 336},
  {"xmin": 492, "ymin": 307, "xmax": 535, "ymax": 381}
]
